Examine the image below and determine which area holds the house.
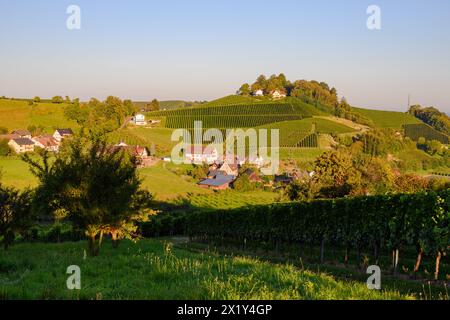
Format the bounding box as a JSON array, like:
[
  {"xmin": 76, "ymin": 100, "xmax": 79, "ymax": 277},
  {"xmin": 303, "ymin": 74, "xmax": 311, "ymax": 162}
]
[
  {"xmin": 11, "ymin": 130, "xmax": 32, "ymax": 139},
  {"xmin": 111, "ymin": 142, "xmax": 153, "ymax": 167},
  {"xmin": 185, "ymin": 146, "xmax": 219, "ymax": 164},
  {"xmin": 198, "ymin": 174, "xmax": 235, "ymax": 190},
  {"xmin": 274, "ymin": 173, "xmax": 294, "ymax": 185},
  {"xmin": 33, "ymin": 135, "xmax": 59, "ymax": 152},
  {"xmin": 218, "ymin": 161, "xmax": 239, "ymax": 176},
  {"xmin": 53, "ymin": 129, "xmax": 74, "ymax": 142},
  {"xmin": 243, "ymin": 168, "xmax": 264, "ymax": 183},
  {"xmin": 270, "ymin": 90, "xmax": 287, "ymax": 99},
  {"xmin": 132, "ymin": 114, "xmax": 147, "ymax": 126},
  {"xmin": 253, "ymin": 89, "xmax": 264, "ymax": 96},
  {"xmin": 8, "ymin": 138, "xmax": 35, "ymax": 153}
]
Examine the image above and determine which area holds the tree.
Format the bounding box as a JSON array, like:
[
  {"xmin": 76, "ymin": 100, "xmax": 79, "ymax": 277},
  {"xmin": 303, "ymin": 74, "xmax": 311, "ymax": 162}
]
[
  {"xmin": 22, "ymin": 135, "xmax": 153, "ymax": 256},
  {"xmin": 0, "ymin": 139, "xmax": 11, "ymax": 156},
  {"xmin": 238, "ymin": 83, "xmax": 251, "ymax": 96},
  {"xmin": 0, "ymin": 186, "xmax": 33, "ymax": 250},
  {"xmin": 425, "ymin": 140, "xmax": 443, "ymax": 155},
  {"xmin": 313, "ymin": 150, "xmax": 359, "ymax": 198},
  {"xmin": 148, "ymin": 99, "xmax": 160, "ymax": 112},
  {"xmin": 52, "ymin": 96, "xmax": 64, "ymax": 104},
  {"xmin": 33, "ymin": 96, "xmax": 41, "ymax": 103}
]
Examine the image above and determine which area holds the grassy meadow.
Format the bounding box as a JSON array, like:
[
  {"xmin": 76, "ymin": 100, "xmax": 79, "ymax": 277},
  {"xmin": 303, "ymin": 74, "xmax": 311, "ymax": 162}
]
[
  {"xmin": 0, "ymin": 239, "xmax": 411, "ymax": 300},
  {"xmin": 0, "ymin": 99, "xmax": 78, "ymax": 132}
]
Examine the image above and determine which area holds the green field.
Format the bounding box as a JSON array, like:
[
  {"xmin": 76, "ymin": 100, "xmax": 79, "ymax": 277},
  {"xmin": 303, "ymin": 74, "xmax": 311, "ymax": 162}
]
[
  {"xmin": 190, "ymin": 191, "xmax": 279, "ymax": 209},
  {"xmin": 139, "ymin": 163, "xmax": 212, "ymax": 200},
  {"xmin": 0, "ymin": 99, "xmax": 78, "ymax": 132},
  {"xmin": 0, "ymin": 157, "xmax": 37, "ymax": 189},
  {"xmin": 0, "ymin": 239, "xmax": 410, "ymax": 300},
  {"xmin": 353, "ymin": 107, "xmax": 421, "ymax": 129}
]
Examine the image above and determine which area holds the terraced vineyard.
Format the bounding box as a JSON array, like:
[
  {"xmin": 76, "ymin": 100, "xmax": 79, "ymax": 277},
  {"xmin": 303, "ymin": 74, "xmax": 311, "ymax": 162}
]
[{"xmin": 403, "ymin": 123, "xmax": 450, "ymax": 144}]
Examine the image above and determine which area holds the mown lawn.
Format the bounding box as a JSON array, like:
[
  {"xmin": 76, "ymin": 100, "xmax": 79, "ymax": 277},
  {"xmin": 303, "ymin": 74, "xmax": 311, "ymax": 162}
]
[{"xmin": 0, "ymin": 240, "xmax": 411, "ymax": 300}]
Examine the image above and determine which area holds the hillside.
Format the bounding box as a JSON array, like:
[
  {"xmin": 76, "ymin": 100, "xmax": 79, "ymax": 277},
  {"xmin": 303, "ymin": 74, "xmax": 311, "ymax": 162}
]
[
  {"xmin": 0, "ymin": 99, "xmax": 77, "ymax": 132},
  {"xmin": 352, "ymin": 107, "xmax": 421, "ymax": 129}
]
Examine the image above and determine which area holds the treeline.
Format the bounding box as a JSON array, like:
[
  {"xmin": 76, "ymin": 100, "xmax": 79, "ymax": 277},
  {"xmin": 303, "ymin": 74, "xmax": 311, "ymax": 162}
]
[
  {"xmin": 238, "ymin": 74, "xmax": 372, "ymax": 125},
  {"xmin": 64, "ymin": 96, "xmax": 136, "ymax": 134},
  {"xmin": 408, "ymin": 105, "xmax": 450, "ymax": 136},
  {"xmin": 145, "ymin": 190, "xmax": 449, "ymax": 280}
]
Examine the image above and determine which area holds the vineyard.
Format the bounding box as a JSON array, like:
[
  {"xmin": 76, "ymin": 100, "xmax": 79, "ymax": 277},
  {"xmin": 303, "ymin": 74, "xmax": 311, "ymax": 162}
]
[
  {"xmin": 165, "ymin": 115, "xmax": 304, "ymax": 129},
  {"xmin": 148, "ymin": 190, "xmax": 450, "ymax": 281},
  {"xmin": 403, "ymin": 123, "xmax": 450, "ymax": 144},
  {"xmin": 152, "ymin": 102, "xmax": 323, "ymax": 118}
]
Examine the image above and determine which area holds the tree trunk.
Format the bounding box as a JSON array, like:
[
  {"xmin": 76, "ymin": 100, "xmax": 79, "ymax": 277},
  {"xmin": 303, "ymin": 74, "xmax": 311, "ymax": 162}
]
[
  {"xmin": 392, "ymin": 249, "xmax": 399, "ymax": 275},
  {"xmin": 434, "ymin": 251, "xmax": 442, "ymax": 281},
  {"xmin": 414, "ymin": 249, "xmax": 424, "ymax": 275},
  {"xmin": 320, "ymin": 238, "xmax": 325, "ymax": 264},
  {"xmin": 88, "ymin": 234, "xmax": 100, "ymax": 256},
  {"xmin": 111, "ymin": 230, "xmax": 119, "ymax": 249},
  {"xmin": 344, "ymin": 247, "xmax": 349, "ymax": 265}
]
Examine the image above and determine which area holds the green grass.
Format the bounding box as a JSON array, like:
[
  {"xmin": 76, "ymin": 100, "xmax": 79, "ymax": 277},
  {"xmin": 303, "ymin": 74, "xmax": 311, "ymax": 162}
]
[
  {"xmin": 0, "ymin": 99, "xmax": 78, "ymax": 133},
  {"xmin": 190, "ymin": 191, "xmax": 280, "ymax": 209},
  {"xmin": 0, "ymin": 239, "xmax": 411, "ymax": 300},
  {"xmin": 139, "ymin": 163, "xmax": 212, "ymax": 200},
  {"xmin": 0, "ymin": 157, "xmax": 37, "ymax": 189},
  {"xmin": 353, "ymin": 107, "xmax": 421, "ymax": 129}
]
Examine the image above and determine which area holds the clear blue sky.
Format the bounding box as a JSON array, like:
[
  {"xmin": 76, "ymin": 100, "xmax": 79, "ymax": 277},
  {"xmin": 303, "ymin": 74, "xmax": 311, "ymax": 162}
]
[{"xmin": 0, "ymin": 0, "xmax": 449, "ymax": 112}]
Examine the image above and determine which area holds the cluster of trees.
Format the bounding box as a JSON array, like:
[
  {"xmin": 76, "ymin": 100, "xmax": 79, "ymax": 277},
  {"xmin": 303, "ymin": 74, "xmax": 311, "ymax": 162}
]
[
  {"xmin": 238, "ymin": 74, "xmax": 372, "ymax": 125},
  {"xmin": 64, "ymin": 96, "xmax": 136, "ymax": 134},
  {"xmin": 408, "ymin": 105, "xmax": 450, "ymax": 135},
  {"xmin": 285, "ymin": 133, "xmax": 449, "ymax": 201},
  {"xmin": 417, "ymin": 137, "xmax": 445, "ymax": 156},
  {"xmin": 0, "ymin": 134, "xmax": 154, "ymax": 256},
  {"xmin": 238, "ymin": 74, "xmax": 338, "ymax": 106}
]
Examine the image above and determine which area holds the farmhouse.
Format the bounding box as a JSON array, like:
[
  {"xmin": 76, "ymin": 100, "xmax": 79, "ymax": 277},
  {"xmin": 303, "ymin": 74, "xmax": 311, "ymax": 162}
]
[
  {"xmin": 185, "ymin": 146, "xmax": 219, "ymax": 164},
  {"xmin": 11, "ymin": 129, "xmax": 32, "ymax": 138},
  {"xmin": 111, "ymin": 142, "xmax": 154, "ymax": 167},
  {"xmin": 270, "ymin": 90, "xmax": 287, "ymax": 99},
  {"xmin": 53, "ymin": 128, "xmax": 74, "ymax": 142},
  {"xmin": 132, "ymin": 114, "xmax": 147, "ymax": 126},
  {"xmin": 33, "ymin": 135, "xmax": 59, "ymax": 152},
  {"xmin": 8, "ymin": 138, "xmax": 35, "ymax": 153},
  {"xmin": 198, "ymin": 174, "xmax": 235, "ymax": 190},
  {"xmin": 253, "ymin": 89, "xmax": 264, "ymax": 96}
]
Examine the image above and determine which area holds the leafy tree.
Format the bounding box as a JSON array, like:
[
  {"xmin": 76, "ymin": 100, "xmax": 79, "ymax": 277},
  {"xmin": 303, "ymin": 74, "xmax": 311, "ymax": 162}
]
[
  {"xmin": 148, "ymin": 99, "xmax": 160, "ymax": 112},
  {"xmin": 33, "ymin": 96, "xmax": 41, "ymax": 103},
  {"xmin": 238, "ymin": 83, "xmax": 251, "ymax": 96},
  {"xmin": 425, "ymin": 140, "xmax": 443, "ymax": 155},
  {"xmin": 22, "ymin": 135, "xmax": 153, "ymax": 256},
  {"xmin": 0, "ymin": 139, "xmax": 11, "ymax": 156},
  {"xmin": 233, "ymin": 174, "xmax": 255, "ymax": 192},
  {"xmin": 52, "ymin": 96, "xmax": 64, "ymax": 104},
  {"xmin": 408, "ymin": 105, "xmax": 450, "ymax": 135},
  {"xmin": 313, "ymin": 150, "xmax": 358, "ymax": 198},
  {"xmin": 0, "ymin": 186, "xmax": 33, "ymax": 250}
]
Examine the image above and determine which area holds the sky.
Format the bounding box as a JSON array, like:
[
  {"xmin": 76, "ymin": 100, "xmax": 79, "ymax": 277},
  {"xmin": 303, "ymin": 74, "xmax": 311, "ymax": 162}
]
[{"xmin": 0, "ymin": 0, "xmax": 449, "ymax": 112}]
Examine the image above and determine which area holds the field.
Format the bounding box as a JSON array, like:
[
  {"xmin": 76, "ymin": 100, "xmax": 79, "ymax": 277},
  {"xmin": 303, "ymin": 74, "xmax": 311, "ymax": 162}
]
[
  {"xmin": 0, "ymin": 157, "xmax": 37, "ymax": 189},
  {"xmin": 0, "ymin": 99, "xmax": 77, "ymax": 132},
  {"xmin": 189, "ymin": 191, "xmax": 279, "ymax": 209},
  {"xmin": 353, "ymin": 107, "xmax": 421, "ymax": 129},
  {"xmin": 0, "ymin": 239, "xmax": 410, "ymax": 300}
]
